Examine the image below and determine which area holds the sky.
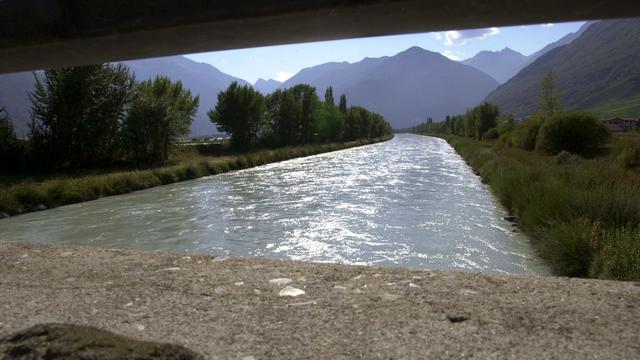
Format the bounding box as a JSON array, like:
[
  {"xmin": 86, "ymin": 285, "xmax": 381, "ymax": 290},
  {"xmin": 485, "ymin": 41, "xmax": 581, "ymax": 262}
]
[{"xmin": 185, "ymin": 21, "xmax": 585, "ymax": 84}]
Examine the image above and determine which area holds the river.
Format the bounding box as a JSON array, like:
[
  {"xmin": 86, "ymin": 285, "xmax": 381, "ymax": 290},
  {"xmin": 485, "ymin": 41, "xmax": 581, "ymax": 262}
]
[{"xmin": 0, "ymin": 134, "xmax": 549, "ymax": 274}]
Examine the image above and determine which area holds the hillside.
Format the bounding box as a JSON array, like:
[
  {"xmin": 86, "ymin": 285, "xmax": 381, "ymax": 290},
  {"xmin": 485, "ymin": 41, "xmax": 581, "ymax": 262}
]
[
  {"xmin": 588, "ymin": 94, "xmax": 640, "ymax": 118},
  {"xmin": 462, "ymin": 48, "xmax": 527, "ymax": 83},
  {"xmin": 283, "ymin": 47, "xmax": 499, "ymax": 129},
  {"xmin": 485, "ymin": 19, "xmax": 640, "ymax": 118},
  {"xmin": 524, "ymin": 21, "xmax": 594, "ymax": 66}
]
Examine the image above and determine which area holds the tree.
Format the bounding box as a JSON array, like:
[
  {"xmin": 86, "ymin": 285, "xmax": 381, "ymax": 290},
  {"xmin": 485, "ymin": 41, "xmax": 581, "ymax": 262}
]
[
  {"xmin": 0, "ymin": 107, "xmax": 20, "ymax": 172},
  {"xmin": 123, "ymin": 76, "xmax": 199, "ymax": 164},
  {"xmin": 265, "ymin": 89, "xmax": 299, "ymax": 146},
  {"xmin": 338, "ymin": 94, "xmax": 347, "ymax": 114},
  {"xmin": 288, "ymin": 84, "xmax": 320, "ymax": 144},
  {"xmin": 208, "ymin": 82, "xmax": 265, "ymax": 151},
  {"xmin": 473, "ymin": 102, "xmax": 500, "ymax": 140},
  {"xmin": 540, "ymin": 71, "xmax": 561, "ymax": 116},
  {"xmin": 324, "ymin": 86, "xmax": 335, "ymax": 106},
  {"xmin": 29, "ymin": 64, "xmax": 135, "ymax": 168},
  {"xmin": 313, "ymin": 102, "xmax": 344, "ymax": 142}
]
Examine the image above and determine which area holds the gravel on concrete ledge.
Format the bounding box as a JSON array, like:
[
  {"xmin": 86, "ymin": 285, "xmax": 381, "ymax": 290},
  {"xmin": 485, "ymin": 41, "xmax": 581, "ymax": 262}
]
[{"xmin": 1, "ymin": 240, "xmax": 639, "ymax": 359}]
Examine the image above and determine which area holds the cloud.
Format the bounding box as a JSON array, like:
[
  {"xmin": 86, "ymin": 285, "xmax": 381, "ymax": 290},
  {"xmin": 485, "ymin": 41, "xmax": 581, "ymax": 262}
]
[
  {"xmin": 541, "ymin": 23, "xmax": 554, "ymax": 27},
  {"xmin": 430, "ymin": 32, "xmax": 443, "ymax": 40},
  {"xmin": 442, "ymin": 50, "xmax": 464, "ymax": 61},
  {"xmin": 444, "ymin": 27, "xmax": 500, "ymax": 46},
  {"xmin": 274, "ymin": 71, "xmax": 294, "ymax": 82}
]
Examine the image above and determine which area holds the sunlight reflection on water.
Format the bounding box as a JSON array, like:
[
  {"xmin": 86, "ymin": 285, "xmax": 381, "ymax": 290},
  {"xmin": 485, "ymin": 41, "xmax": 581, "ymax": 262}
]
[{"xmin": 0, "ymin": 134, "xmax": 550, "ymax": 274}]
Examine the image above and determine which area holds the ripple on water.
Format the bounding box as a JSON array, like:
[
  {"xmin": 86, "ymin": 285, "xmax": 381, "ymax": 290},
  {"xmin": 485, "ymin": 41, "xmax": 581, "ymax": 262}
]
[{"xmin": 0, "ymin": 134, "xmax": 550, "ymax": 275}]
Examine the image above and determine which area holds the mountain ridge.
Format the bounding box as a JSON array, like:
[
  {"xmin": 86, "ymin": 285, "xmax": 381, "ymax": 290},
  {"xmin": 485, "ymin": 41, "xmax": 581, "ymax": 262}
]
[{"xmin": 484, "ymin": 18, "xmax": 640, "ymax": 118}]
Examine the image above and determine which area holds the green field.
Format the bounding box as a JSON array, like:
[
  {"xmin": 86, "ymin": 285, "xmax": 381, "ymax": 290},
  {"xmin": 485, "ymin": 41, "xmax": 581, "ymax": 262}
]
[{"xmin": 588, "ymin": 94, "xmax": 640, "ymax": 118}]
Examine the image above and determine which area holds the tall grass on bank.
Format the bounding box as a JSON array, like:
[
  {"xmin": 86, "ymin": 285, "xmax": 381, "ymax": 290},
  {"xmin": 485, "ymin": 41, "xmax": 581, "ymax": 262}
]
[
  {"xmin": 446, "ymin": 135, "xmax": 640, "ymax": 281},
  {"xmin": 0, "ymin": 136, "xmax": 392, "ymax": 217}
]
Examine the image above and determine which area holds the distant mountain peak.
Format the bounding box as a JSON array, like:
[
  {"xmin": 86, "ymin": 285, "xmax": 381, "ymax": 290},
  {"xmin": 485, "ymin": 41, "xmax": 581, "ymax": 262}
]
[
  {"xmin": 485, "ymin": 18, "xmax": 640, "ymax": 118},
  {"xmin": 462, "ymin": 47, "xmax": 527, "ymax": 83},
  {"xmin": 253, "ymin": 78, "xmax": 282, "ymax": 94}
]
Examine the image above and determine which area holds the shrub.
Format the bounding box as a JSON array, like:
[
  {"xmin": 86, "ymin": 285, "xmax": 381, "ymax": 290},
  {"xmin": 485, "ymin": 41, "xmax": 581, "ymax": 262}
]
[
  {"xmin": 554, "ymin": 150, "xmax": 581, "ymax": 166},
  {"xmin": 616, "ymin": 145, "xmax": 639, "ymax": 168},
  {"xmin": 511, "ymin": 113, "xmax": 547, "ymax": 151},
  {"xmin": 484, "ymin": 128, "xmax": 499, "ymax": 140},
  {"xmin": 535, "ymin": 111, "xmax": 609, "ymax": 155}
]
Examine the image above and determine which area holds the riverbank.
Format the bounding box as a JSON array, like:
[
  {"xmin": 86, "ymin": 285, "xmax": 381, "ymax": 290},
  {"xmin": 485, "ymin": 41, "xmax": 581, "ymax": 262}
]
[
  {"xmin": 1, "ymin": 240, "xmax": 638, "ymax": 359},
  {"xmin": 440, "ymin": 135, "xmax": 640, "ymax": 281},
  {"xmin": 0, "ymin": 135, "xmax": 392, "ymax": 218}
]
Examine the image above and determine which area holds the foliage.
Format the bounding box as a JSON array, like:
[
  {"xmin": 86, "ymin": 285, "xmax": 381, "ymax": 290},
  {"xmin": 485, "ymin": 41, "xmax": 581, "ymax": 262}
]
[
  {"xmin": 338, "ymin": 94, "xmax": 347, "ymax": 114},
  {"xmin": 446, "ymin": 135, "xmax": 640, "ymax": 281},
  {"xmin": 0, "ymin": 107, "xmax": 23, "ymax": 172},
  {"xmin": 534, "ymin": 111, "xmax": 609, "ymax": 155},
  {"xmin": 324, "ymin": 86, "xmax": 335, "ymax": 106},
  {"xmin": 410, "ymin": 102, "xmax": 500, "ymax": 140},
  {"xmin": 539, "ymin": 71, "xmax": 561, "ymax": 116},
  {"xmin": 496, "ymin": 114, "xmax": 516, "ymax": 137},
  {"xmin": 510, "ymin": 113, "xmax": 547, "ymax": 151},
  {"xmin": 472, "ymin": 102, "xmax": 500, "ymax": 140},
  {"xmin": 123, "ymin": 76, "xmax": 199, "ymax": 164},
  {"xmin": 218, "ymin": 84, "xmax": 391, "ymax": 149},
  {"xmin": 29, "ymin": 64, "xmax": 135, "ymax": 169},
  {"xmin": 208, "ymin": 82, "xmax": 266, "ymax": 151},
  {"xmin": 616, "ymin": 145, "xmax": 639, "ymax": 168}
]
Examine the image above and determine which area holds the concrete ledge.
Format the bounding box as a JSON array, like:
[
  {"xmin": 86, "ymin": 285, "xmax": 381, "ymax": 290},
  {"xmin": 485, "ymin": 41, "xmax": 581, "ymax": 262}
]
[{"xmin": 1, "ymin": 240, "xmax": 639, "ymax": 359}]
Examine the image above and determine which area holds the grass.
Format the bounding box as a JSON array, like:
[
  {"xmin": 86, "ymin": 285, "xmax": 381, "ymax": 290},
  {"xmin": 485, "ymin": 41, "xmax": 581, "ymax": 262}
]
[
  {"xmin": 588, "ymin": 93, "xmax": 640, "ymax": 118},
  {"xmin": 0, "ymin": 136, "xmax": 392, "ymax": 216},
  {"xmin": 441, "ymin": 133, "xmax": 640, "ymax": 281}
]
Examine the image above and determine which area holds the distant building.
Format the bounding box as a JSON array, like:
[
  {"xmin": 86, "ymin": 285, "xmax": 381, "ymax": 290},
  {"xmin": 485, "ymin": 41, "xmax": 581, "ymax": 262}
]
[{"xmin": 601, "ymin": 117, "xmax": 640, "ymax": 132}]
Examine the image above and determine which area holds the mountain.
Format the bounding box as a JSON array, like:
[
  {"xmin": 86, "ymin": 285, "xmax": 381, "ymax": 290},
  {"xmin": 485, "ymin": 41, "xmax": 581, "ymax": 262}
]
[
  {"xmin": 253, "ymin": 78, "xmax": 282, "ymax": 94},
  {"xmin": 0, "ymin": 71, "xmax": 36, "ymax": 136},
  {"xmin": 282, "ymin": 47, "xmax": 499, "ymax": 129},
  {"xmin": 485, "ymin": 19, "xmax": 640, "ymax": 118},
  {"xmin": 121, "ymin": 56, "xmax": 250, "ymax": 136},
  {"xmin": 462, "ymin": 47, "xmax": 527, "ymax": 83},
  {"xmin": 0, "ymin": 56, "xmax": 248, "ymax": 137},
  {"xmin": 524, "ymin": 21, "xmax": 595, "ymax": 66},
  {"xmin": 462, "ymin": 23, "xmax": 595, "ymax": 84}
]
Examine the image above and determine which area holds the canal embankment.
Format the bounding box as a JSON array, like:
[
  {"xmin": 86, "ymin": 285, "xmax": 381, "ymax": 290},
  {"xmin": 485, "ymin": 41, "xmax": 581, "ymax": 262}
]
[
  {"xmin": 0, "ymin": 136, "xmax": 392, "ymax": 218},
  {"xmin": 442, "ymin": 135, "xmax": 640, "ymax": 281},
  {"xmin": 1, "ymin": 240, "xmax": 639, "ymax": 359}
]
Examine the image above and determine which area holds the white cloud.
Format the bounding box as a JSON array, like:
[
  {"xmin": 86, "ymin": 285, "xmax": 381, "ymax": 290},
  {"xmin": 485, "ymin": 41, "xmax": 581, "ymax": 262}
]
[
  {"xmin": 430, "ymin": 32, "xmax": 443, "ymax": 40},
  {"xmin": 444, "ymin": 27, "xmax": 500, "ymax": 46},
  {"xmin": 274, "ymin": 71, "xmax": 294, "ymax": 82},
  {"xmin": 541, "ymin": 23, "xmax": 554, "ymax": 27},
  {"xmin": 442, "ymin": 50, "xmax": 463, "ymax": 61}
]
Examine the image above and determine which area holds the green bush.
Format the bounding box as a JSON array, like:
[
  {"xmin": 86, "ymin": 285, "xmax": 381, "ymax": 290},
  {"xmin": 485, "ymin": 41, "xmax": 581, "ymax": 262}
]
[
  {"xmin": 511, "ymin": 113, "xmax": 547, "ymax": 151},
  {"xmin": 484, "ymin": 128, "xmax": 499, "ymax": 140},
  {"xmin": 535, "ymin": 112, "xmax": 609, "ymax": 155},
  {"xmin": 616, "ymin": 145, "xmax": 639, "ymax": 168}
]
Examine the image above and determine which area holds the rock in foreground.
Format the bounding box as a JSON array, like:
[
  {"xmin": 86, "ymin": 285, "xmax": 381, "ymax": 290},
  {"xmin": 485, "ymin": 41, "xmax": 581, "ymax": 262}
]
[{"xmin": 0, "ymin": 323, "xmax": 203, "ymax": 360}]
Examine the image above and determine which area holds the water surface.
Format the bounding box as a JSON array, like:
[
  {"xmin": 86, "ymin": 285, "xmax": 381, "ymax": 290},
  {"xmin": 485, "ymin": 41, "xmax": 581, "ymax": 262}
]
[{"xmin": 0, "ymin": 134, "xmax": 549, "ymax": 274}]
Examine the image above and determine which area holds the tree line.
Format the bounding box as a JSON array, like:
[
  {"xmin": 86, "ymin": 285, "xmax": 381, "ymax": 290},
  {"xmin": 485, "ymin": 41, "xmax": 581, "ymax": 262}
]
[
  {"xmin": 412, "ymin": 71, "xmax": 610, "ymax": 156},
  {"xmin": 0, "ymin": 65, "xmax": 390, "ymax": 173},
  {"xmin": 1, "ymin": 64, "xmax": 199, "ymax": 171},
  {"xmin": 209, "ymin": 83, "xmax": 391, "ymax": 150}
]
